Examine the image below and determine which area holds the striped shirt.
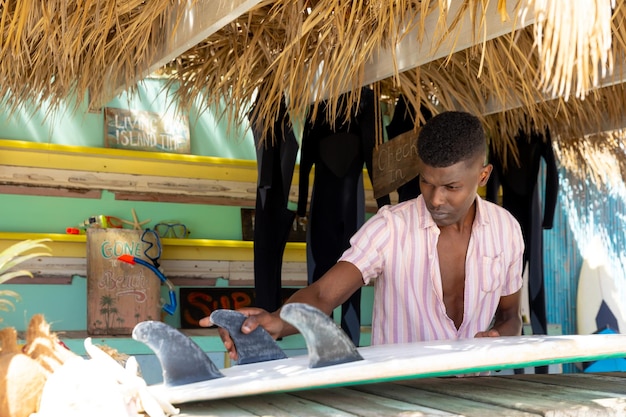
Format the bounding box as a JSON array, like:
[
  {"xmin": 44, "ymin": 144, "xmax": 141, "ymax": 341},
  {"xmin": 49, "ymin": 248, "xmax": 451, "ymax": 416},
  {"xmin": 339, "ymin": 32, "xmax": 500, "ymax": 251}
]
[{"xmin": 340, "ymin": 195, "xmax": 524, "ymax": 345}]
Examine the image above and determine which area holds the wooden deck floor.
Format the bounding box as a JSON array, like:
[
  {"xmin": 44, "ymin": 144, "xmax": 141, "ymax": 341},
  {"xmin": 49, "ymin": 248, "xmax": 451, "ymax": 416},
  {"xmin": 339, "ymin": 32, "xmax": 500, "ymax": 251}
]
[{"xmin": 177, "ymin": 373, "xmax": 626, "ymax": 416}]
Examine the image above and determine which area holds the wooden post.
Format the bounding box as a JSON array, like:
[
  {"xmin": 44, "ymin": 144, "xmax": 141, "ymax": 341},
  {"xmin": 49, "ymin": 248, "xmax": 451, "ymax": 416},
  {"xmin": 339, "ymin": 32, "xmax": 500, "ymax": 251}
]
[{"xmin": 86, "ymin": 229, "xmax": 161, "ymax": 335}]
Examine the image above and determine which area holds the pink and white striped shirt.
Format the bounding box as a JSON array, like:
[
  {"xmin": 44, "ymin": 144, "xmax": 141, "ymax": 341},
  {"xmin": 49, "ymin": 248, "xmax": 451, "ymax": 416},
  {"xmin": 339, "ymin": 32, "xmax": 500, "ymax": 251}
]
[{"xmin": 340, "ymin": 195, "xmax": 524, "ymax": 345}]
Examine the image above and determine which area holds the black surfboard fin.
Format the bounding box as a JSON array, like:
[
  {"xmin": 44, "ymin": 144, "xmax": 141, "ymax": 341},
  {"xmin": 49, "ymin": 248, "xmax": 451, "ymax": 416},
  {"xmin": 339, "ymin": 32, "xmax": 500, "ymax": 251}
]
[
  {"xmin": 210, "ymin": 309, "xmax": 287, "ymax": 364},
  {"xmin": 132, "ymin": 321, "xmax": 224, "ymax": 386},
  {"xmin": 280, "ymin": 303, "xmax": 363, "ymax": 368}
]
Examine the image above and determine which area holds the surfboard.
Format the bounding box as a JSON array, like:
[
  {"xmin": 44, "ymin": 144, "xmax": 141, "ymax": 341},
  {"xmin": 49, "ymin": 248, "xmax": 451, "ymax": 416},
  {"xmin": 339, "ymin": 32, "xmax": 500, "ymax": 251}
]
[
  {"xmin": 133, "ymin": 303, "xmax": 626, "ymax": 405},
  {"xmin": 576, "ymin": 254, "xmax": 626, "ymax": 335}
]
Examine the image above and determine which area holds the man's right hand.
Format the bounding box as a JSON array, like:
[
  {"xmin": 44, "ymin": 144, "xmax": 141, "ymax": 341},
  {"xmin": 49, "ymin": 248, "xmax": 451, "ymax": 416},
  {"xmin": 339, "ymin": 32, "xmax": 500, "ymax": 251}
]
[{"xmin": 198, "ymin": 307, "xmax": 285, "ymax": 361}]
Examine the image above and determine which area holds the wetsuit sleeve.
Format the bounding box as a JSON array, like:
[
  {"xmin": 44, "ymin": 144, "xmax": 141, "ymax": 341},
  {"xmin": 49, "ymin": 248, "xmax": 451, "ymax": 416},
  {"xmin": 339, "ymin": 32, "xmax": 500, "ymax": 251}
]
[{"xmin": 541, "ymin": 130, "xmax": 559, "ymax": 230}]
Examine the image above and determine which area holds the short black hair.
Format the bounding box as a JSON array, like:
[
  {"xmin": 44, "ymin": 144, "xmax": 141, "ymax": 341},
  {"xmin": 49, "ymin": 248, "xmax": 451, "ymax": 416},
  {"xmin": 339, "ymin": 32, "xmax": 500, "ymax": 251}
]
[{"xmin": 417, "ymin": 111, "xmax": 486, "ymax": 167}]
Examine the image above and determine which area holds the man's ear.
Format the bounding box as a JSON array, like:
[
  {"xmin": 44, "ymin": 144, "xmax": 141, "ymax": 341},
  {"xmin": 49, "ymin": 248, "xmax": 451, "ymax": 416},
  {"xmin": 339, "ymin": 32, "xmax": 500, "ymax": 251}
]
[{"xmin": 478, "ymin": 164, "xmax": 493, "ymax": 186}]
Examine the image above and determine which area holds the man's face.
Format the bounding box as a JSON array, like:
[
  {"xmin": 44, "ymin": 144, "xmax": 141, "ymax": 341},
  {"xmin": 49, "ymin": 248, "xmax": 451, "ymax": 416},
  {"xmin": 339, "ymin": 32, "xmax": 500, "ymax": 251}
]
[{"xmin": 418, "ymin": 158, "xmax": 492, "ymax": 227}]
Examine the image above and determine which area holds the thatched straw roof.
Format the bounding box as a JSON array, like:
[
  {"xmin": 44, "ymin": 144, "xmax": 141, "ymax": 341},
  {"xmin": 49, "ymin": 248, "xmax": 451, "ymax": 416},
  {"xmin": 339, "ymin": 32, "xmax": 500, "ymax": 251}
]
[{"xmin": 1, "ymin": 0, "xmax": 625, "ymax": 188}]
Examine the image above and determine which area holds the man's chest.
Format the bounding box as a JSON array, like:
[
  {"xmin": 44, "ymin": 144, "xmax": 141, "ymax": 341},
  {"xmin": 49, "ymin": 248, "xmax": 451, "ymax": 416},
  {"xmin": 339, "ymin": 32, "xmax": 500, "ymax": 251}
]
[{"xmin": 436, "ymin": 229, "xmax": 471, "ymax": 283}]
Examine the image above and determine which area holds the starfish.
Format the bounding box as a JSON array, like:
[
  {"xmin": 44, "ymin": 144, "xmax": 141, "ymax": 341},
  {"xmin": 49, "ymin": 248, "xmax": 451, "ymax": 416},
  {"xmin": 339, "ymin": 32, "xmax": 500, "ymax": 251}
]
[{"xmin": 120, "ymin": 208, "xmax": 151, "ymax": 230}]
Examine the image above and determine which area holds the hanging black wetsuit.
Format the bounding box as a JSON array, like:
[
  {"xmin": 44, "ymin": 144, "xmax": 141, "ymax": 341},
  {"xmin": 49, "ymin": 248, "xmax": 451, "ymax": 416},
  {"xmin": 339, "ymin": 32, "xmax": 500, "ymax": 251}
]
[
  {"xmin": 486, "ymin": 128, "xmax": 559, "ymax": 372},
  {"xmin": 249, "ymin": 98, "xmax": 299, "ymax": 312},
  {"xmin": 298, "ymin": 87, "xmax": 378, "ymax": 346}
]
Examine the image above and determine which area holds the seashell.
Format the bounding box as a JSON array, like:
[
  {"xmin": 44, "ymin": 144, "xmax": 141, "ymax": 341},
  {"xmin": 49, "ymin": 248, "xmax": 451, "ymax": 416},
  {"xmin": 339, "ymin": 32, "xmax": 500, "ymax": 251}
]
[
  {"xmin": 31, "ymin": 338, "xmax": 178, "ymax": 417},
  {"xmin": 0, "ymin": 352, "xmax": 47, "ymax": 417}
]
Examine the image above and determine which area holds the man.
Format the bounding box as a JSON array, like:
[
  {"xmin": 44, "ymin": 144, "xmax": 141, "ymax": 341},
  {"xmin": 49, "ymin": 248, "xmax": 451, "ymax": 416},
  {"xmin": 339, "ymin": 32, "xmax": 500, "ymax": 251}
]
[{"xmin": 201, "ymin": 111, "xmax": 524, "ymax": 360}]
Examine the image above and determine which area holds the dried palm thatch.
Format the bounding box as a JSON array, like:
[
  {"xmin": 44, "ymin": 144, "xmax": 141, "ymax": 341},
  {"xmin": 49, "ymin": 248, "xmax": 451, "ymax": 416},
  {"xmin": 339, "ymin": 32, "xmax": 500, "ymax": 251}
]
[
  {"xmin": 0, "ymin": 0, "xmax": 191, "ymax": 115},
  {"xmin": 0, "ymin": 0, "xmax": 624, "ymax": 187}
]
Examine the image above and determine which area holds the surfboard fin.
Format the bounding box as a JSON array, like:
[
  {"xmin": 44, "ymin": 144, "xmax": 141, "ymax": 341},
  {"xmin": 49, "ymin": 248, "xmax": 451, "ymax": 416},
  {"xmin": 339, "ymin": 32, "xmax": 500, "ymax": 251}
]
[
  {"xmin": 132, "ymin": 321, "xmax": 224, "ymax": 386},
  {"xmin": 210, "ymin": 309, "xmax": 288, "ymax": 364},
  {"xmin": 280, "ymin": 303, "xmax": 363, "ymax": 368}
]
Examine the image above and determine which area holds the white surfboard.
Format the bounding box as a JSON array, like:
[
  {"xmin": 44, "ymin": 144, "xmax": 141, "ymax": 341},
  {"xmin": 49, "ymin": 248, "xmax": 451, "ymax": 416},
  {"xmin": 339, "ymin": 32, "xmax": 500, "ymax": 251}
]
[
  {"xmin": 576, "ymin": 254, "xmax": 626, "ymax": 335},
  {"xmin": 149, "ymin": 333, "xmax": 626, "ymax": 404},
  {"xmin": 133, "ymin": 304, "xmax": 626, "ymax": 405}
]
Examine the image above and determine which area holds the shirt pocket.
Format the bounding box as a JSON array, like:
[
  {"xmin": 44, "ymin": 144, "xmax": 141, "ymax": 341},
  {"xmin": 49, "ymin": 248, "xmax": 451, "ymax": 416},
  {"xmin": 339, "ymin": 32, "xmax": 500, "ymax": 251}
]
[{"xmin": 481, "ymin": 255, "xmax": 504, "ymax": 292}]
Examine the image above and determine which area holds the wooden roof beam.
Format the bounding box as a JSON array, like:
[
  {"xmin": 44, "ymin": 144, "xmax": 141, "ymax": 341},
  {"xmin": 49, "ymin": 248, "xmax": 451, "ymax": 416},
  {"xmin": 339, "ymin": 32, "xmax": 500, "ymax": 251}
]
[
  {"xmin": 482, "ymin": 61, "xmax": 626, "ymax": 115},
  {"xmin": 361, "ymin": 0, "xmax": 535, "ymax": 87},
  {"xmin": 483, "ymin": 57, "xmax": 626, "ymax": 135}
]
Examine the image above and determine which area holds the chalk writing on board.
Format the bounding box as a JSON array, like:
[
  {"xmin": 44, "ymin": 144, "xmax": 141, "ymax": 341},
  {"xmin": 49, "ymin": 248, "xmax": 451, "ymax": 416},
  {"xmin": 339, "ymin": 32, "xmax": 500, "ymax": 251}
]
[
  {"xmin": 100, "ymin": 239, "xmax": 142, "ymax": 259},
  {"xmin": 87, "ymin": 229, "xmax": 160, "ymax": 335},
  {"xmin": 97, "ymin": 268, "xmax": 149, "ymax": 302},
  {"xmin": 372, "ymin": 130, "xmax": 420, "ymax": 199}
]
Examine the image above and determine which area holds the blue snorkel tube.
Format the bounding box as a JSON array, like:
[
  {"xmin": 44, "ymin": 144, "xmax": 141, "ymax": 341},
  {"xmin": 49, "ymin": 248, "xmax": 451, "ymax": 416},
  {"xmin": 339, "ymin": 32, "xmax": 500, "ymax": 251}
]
[{"xmin": 118, "ymin": 254, "xmax": 177, "ymax": 315}]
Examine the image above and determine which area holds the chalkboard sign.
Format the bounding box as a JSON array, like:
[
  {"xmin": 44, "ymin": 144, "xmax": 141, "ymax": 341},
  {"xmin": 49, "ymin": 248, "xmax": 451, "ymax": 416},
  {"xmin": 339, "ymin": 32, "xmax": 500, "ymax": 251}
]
[
  {"xmin": 372, "ymin": 130, "xmax": 420, "ymax": 199},
  {"xmin": 179, "ymin": 287, "xmax": 299, "ymax": 328},
  {"xmin": 86, "ymin": 229, "xmax": 161, "ymax": 335},
  {"xmin": 104, "ymin": 107, "xmax": 190, "ymax": 154}
]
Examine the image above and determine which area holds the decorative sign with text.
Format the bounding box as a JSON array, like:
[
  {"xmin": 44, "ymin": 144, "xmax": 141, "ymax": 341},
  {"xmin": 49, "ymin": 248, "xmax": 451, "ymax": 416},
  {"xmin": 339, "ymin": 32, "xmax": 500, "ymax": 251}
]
[
  {"xmin": 104, "ymin": 107, "xmax": 191, "ymax": 154},
  {"xmin": 179, "ymin": 287, "xmax": 299, "ymax": 328},
  {"xmin": 86, "ymin": 229, "xmax": 161, "ymax": 335},
  {"xmin": 372, "ymin": 130, "xmax": 420, "ymax": 199}
]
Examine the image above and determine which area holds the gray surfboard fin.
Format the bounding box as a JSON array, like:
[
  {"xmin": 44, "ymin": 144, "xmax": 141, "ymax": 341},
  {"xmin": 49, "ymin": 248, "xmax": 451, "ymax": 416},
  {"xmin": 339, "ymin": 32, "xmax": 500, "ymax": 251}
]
[
  {"xmin": 210, "ymin": 309, "xmax": 287, "ymax": 364},
  {"xmin": 132, "ymin": 321, "xmax": 224, "ymax": 386},
  {"xmin": 280, "ymin": 303, "xmax": 364, "ymax": 368}
]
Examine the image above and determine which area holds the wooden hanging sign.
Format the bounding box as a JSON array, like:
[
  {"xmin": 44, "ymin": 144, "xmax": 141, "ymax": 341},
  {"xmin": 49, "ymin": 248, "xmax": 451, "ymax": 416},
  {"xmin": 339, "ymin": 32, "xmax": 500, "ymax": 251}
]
[
  {"xmin": 104, "ymin": 107, "xmax": 191, "ymax": 154},
  {"xmin": 372, "ymin": 130, "xmax": 420, "ymax": 199},
  {"xmin": 86, "ymin": 228, "xmax": 161, "ymax": 335}
]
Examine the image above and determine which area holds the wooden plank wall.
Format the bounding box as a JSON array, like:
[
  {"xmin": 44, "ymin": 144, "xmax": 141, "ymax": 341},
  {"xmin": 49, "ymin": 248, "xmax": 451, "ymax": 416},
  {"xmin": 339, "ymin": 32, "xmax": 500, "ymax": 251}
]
[{"xmin": 14, "ymin": 256, "xmax": 309, "ymax": 287}]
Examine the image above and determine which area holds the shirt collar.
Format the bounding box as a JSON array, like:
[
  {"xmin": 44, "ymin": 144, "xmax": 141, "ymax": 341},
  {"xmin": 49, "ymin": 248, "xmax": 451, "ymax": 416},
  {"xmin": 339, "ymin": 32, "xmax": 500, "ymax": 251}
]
[{"xmin": 473, "ymin": 195, "xmax": 490, "ymax": 228}]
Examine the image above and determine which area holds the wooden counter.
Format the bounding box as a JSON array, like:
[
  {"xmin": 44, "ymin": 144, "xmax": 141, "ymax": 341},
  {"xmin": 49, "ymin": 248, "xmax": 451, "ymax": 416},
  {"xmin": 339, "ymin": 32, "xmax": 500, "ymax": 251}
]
[{"xmin": 176, "ymin": 373, "xmax": 626, "ymax": 416}]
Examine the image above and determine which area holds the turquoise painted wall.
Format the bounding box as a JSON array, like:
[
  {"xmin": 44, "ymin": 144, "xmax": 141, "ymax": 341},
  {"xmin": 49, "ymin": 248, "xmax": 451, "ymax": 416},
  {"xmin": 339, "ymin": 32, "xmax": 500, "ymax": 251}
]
[
  {"xmin": 0, "ymin": 80, "xmax": 379, "ymax": 335},
  {"xmin": 544, "ymin": 166, "xmax": 626, "ymax": 336},
  {"xmin": 0, "ymin": 80, "xmax": 259, "ymax": 332},
  {"xmin": 1, "ymin": 190, "xmax": 245, "ymax": 239},
  {"xmin": 0, "ymin": 80, "xmax": 261, "ymax": 238},
  {"xmin": 0, "ymin": 78, "xmax": 257, "ymax": 159}
]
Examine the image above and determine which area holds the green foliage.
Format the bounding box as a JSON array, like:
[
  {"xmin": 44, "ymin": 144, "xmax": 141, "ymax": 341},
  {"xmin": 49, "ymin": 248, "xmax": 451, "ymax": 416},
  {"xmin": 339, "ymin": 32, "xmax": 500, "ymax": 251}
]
[
  {"xmin": 0, "ymin": 239, "xmax": 52, "ymax": 322},
  {"xmin": 0, "ymin": 290, "xmax": 20, "ymax": 313}
]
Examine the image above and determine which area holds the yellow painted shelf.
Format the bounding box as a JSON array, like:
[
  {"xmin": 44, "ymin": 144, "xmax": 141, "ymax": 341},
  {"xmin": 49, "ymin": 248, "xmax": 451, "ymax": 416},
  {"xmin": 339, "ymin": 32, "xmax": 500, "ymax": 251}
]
[
  {"xmin": 0, "ymin": 138, "xmax": 374, "ymax": 189},
  {"xmin": 0, "ymin": 232, "xmax": 306, "ymax": 262},
  {"xmin": 0, "ymin": 139, "xmax": 258, "ymax": 182}
]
